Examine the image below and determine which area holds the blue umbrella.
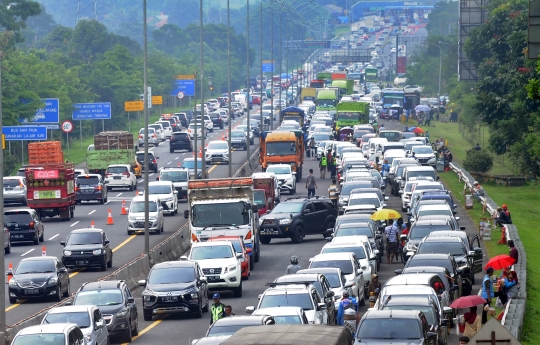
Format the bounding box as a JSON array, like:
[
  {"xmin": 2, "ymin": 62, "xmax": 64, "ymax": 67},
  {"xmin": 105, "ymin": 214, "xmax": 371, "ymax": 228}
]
[
  {"xmin": 408, "ymin": 126, "xmax": 417, "ymax": 131},
  {"xmin": 281, "ymin": 73, "xmax": 290, "ymax": 78}
]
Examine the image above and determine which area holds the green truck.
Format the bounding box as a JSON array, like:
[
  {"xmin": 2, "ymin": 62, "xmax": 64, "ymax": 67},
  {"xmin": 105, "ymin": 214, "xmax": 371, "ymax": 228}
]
[
  {"xmin": 316, "ymin": 88, "xmax": 338, "ymax": 115},
  {"xmin": 317, "ymin": 72, "xmax": 332, "ymax": 86},
  {"xmin": 86, "ymin": 131, "xmax": 137, "ymax": 176},
  {"xmin": 365, "ymin": 67, "xmax": 378, "ymax": 83},
  {"xmin": 335, "ymin": 102, "xmax": 370, "ymax": 130},
  {"xmin": 331, "ymin": 79, "xmax": 354, "ymax": 97}
]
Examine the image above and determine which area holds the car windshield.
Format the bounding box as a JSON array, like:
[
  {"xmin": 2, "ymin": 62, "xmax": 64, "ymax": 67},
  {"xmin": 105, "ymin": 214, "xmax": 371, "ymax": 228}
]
[
  {"xmin": 272, "ymin": 202, "xmax": 303, "ymax": 213},
  {"xmin": 273, "ymin": 315, "xmax": 302, "ymax": 324},
  {"xmin": 349, "ymin": 198, "xmax": 380, "ymax": 207},
  {"xmin": 160, "ymin": 171, "xmax": 188, "ymax": 182},
  {"xmin": 130, "ymin": 201, "xmax": 158, "ymax": 213},
  {"xmin": 410, "ymin": 226, "xmax": 453, "ymax": 239},
  {"xmin": 67, "ymin": 232, "xmax": 102, "ymax": 245},
  {"xmin": 190, "ymin": 245, "xmax": 233, "ymax": 260},
  {"xmin": 3, "ymin": 179, "xmax": 22, "ymax": 187},
  {"xmin": 43, "ymin": 312, "xmax": 91, "ymax": 328},
  {"xmin": 12, "ymin": 334, "xmax": 65, "ymax": 345},
  {"xmin": 335, "ymin": 226, "xmax": 372, "ymax": 238},
  {"xmin": 341, "ymin": 184, "xmax": 368, "ymax": 196},
  {"xmin": 15, "ymin": 260, "xmax": 55, "ymax": 274},
  {"xmin": 191, "ymin": 202, "xmax": 250, "ymax": 227},
  {"xmin": 310, "ymin": 259, "xmax": 354, "ymax": 275},
  {"xmin": 418, "ymin": 209, "xmax": 452, "ymax": 218},
  {"xmin": 259, "ymin": 293, "xmax": 313, "ymax": 310},
  {"xmin": 413, "ymin": 147, "xmax": 433, "ymax": 154},
  {"xmin": 382, "ymin": 305, "xmax": 436, "ymax": 324},
  {"xmin": 148, "ymin": 185, "xmax": 172, "ymax": 194},
  {"xmin": 4, "ymin": 212, "xmax": 32, "ymax": 224},
  {"xmin": 357, "ymin": 318, "xmax": 421, "ymax": 339},
  {"xmin": 266, "ymin": 142, "xmax": 297, "ymax": 156},
  {"xmin": 266, "ymin": 166, "xmax": 291, "ymax": 175},
  {"xmin": 418, "ymin": 242, "xmax": 465, "ymax": 256},
  {"xmin": 208, "ymin": 324, "xmax": 259, "ymax": 337},
  {"xmin": 231, "ymin": 131, "xmax": 244, "ymax": 138},
  {"xmin": 322, "ymin": 246, "xmax": 367, "ymax": 259},
  {"xmin": 405, "ymin": 142, "xmax": 423, "ymax": 151},
  {"xmin": 253, "ymin": 190, "xmax": 266, "ymax": 206},
  {"xmin": 182, "ymin": 160, "xmax": 202, "ymax": 169},
  {"xmin": 208, "ymin": 142, "xmax": 228, "ymax": 150},
  {"xmin": 407, "ymin": 258, "xmax": 453, "ymax": 272},
  {"xmin": 149, "ymin": 267, "xmax": 196, "ymax": 284},
  {"xmin": 362, "ymin": 134, "xmax": 375, "ymax": 142},
  {"xmin": 319, "ymin": 272, "xmax": 344, "ymax": 288},
  {"xmin": 312, "ymin": 134, "xmax": 330, "ymax": 141},
  {"xmin": 75, "ymin": 289, "xmax": 123, "ymax": 306},
  {"xmin": 407, "ymin": 171, "xmax": 436, "ymax": 179}
]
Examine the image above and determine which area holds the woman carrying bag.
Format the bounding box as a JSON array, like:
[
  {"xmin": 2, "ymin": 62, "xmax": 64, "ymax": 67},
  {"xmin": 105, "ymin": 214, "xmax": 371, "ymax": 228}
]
[{"xmin": 460, "ymin": 306, "xmax": 482, "ymax": 338}]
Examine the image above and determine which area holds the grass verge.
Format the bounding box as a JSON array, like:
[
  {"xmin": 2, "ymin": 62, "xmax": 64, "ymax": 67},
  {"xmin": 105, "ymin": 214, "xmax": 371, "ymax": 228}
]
[{"xmin": 409, "ymin": 120, "xmax": 539, "ymax": 344}]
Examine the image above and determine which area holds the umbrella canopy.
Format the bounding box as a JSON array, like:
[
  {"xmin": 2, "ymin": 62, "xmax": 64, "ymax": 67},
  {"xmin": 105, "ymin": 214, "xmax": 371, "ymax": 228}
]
[
  {"xmin": 407, "ymin": 126, "xmax": 417, "ymax": 132},
  {"xmin": 450, "ymin": 295, "xmax": 487, "ymax": 309},
  {"xmin": 415, "ymin": 105, "xmax": 431, "ymax": 112},
  {"xmin": 370, "ymin": 209, "xmax": 402, "ymax": 221},
  {"xmin": 411, "ymin": 127, "xmax": 425, "ymax": 134},
  {"xmin": 484, "ymin": 254, "xmax": 516, "ymax": 271}
]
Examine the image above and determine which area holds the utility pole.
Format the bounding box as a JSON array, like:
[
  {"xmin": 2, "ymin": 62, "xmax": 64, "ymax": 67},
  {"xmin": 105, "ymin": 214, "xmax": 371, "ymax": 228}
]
[
  {"xmin": 143, "ymin": 0, "xmax": 150, "ymax": 257},
  {"xmin": 200, "ymin": 0, "xmax": 206, "ymax": 177},
  {"xmin": 260, "ymin": 0, "xmax": 264, "ymax": 135},
  {"xmin": 227, "ymin": 0, "xmax": 232, "ymax": 177},
  {"xmin": 246, "ymin": 0, "xmax": 250, "ymax": 162}
]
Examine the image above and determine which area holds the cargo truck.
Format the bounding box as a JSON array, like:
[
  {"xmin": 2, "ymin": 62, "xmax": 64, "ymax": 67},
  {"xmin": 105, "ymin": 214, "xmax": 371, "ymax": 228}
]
[
  {"xmin": 86, "ymin": 131, "xmax": 140, "ymax": 177},
  {"xmin": 259, "ymin": 131, "xmax": 304, "ymax": 182},
  {"xmin": 316, "ymin": 88, "xmax": 338, "ymax": 116},
  {"xmin": 331, "ymin": 79, "xmax": 354, "ymax": 97},
  {"xmin": 335, "ymin": 102, "xmax": 370, "ymax": 130},
  {"xmin": 300, "ymin": 87, "xmax": 317, "ymax": 102},
  {"xmin": 279, "ymin": 106, "xmax": 306, "ymax": 128},
  {"xmin": 220, "ymin": 325, "xmax": 352, "ymax": 345},
  {"xmin": 184, "ymin": 177, "xmax": 261, "ymax": 268},
  {"xmin": 252, "ymin": 172, "xmax": 279, "ymax": 216},
  {"xmin": 365, "ymin": 67, "xmax": 378, "ymax": 82},
  {"xmin": 310, "ymin": 80, "xmax": 325, "ymax": 88}
]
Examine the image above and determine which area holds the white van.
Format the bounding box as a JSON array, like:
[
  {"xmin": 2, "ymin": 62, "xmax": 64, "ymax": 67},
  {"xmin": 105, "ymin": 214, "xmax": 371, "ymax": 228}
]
[{"xmin": 367, "ymin": 137, "xmax": 388, "ymax": 155}]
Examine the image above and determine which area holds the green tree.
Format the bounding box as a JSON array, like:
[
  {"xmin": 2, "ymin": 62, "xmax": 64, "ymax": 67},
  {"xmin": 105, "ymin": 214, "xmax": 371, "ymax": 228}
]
[{"xmin": 68, "ymin": 19, "xmax": 110, "ymax": 62}]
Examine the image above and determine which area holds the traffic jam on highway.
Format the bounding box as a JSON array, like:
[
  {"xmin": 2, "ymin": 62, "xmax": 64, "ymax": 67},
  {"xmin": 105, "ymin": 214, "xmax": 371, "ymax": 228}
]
[{"xmin": 4, "ymin": 15, "xmax": 482, "ymax": 345}]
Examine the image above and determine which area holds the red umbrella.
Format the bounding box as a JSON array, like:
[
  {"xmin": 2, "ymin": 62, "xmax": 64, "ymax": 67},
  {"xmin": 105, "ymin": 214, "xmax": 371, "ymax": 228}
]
[
  {"xmin": 450, "ymin": 295, "xmax": 487, "ymax": 309},
  {"xmin": 484, "ymin": 254, "xmax": 515, "ymax": 271},
  {"xmin": 411, "ymin": 127, "xmax": 425, "ymax": 134}
]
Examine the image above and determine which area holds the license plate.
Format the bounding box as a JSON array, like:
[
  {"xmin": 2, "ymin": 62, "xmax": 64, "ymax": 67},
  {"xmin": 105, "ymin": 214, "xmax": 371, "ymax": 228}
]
[
  {"xmin": 207, "ymin": 275, "xmax": 220, "ymax": 281},
  {"xmin": 113, "ymin": 176, "xmax": 121, "ymax": 180},
  {"xmin": 14, "ymin": 235, "xmax": 23, "ymax": 238},
  {"xmin": 25, "ymin": 289, "xmax": 38, "ymax": 294},
  {"xmin": 76, "ymin": 261, "xmax": 88, "ymax": 265},
  {"xmin": 163, "ymin": 296, "xmax": 178, "ymax": 302}
]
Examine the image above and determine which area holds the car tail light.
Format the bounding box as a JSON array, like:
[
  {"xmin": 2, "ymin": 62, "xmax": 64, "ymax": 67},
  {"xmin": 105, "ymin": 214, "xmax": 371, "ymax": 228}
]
[
  {"xmin": 29, "ymin": 221, "xmax": 34, "ymax": 228},
  {"xmin": 153, "ymin": 134, "xmax": 156, "ymax": 138},
  {"xmin": 191, "ymin": 233, "xmax": 198, "ymax": 242},
  {"xmin": 105, "ymin": 173, "xmax": 112, "ymax": 177},
  {"xmin": 95, "ymin": 185, "xmax": 102, "ymax": 191},
  {"xmin": 152, "ymin": 159, "xmax": 157, "ymax": 164},
  {"xmin": 245, "ymin": 230, "xmax": 252, "ymax": 240},
  {"xmin": 123, "ymin": 172, "xmax": 130, "ymax": 176},
  {"xmin": 4, "ymin": 227, "xmax": 8, "ymax": 233},
  {"xmin": 139, "ymin": 135, "xmax": 143, "ymax": 139},
  {"xmin": 75, "ymin": 186, "xmax": 80, "ymax": 191}
]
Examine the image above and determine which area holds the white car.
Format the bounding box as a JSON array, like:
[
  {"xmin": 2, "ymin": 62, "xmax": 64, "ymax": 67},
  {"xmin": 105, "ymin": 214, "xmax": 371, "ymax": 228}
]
[
  {"xmin": 411, "ymin": 145, "xmax": 436, "ymax": 166},
  {"xmin": 266, "ymin": 164, "xmax": 296, "ymax": 195},
  {"xmin": 148, "ymin": 123, "xmax": 165, "ymax": 141},
  {"xmin": 156, "ymin": 120, "xmax": 173, "ymax": 138},
  {"xmin": 188, "ymin": 123, "xmax": 206, "ymax": 140},
  {"xmin": 195, "ymin": 115, "xmax": 214, "ymax": 132},
  {"xmin": 105, "ymin": 164, "xmax": 137, "ymax": 191},
  {"xmin": 147, "ymin": 181, "xmax": 178, "ymax": 215},
  {"xmin": 11, "ymin": 324, "xmax": 87, "ymax": 345},
  {"xmin": 127, "ymin": 195, "xmax": 164, "ymax": 235},
  {"xmin": 188, "ymin": 241, "xmax": 243, "ymax": 297},
  {"xmin": 3, "ymin": 176, "xmax": 27, "ymax": 206},
  {"xmin": 205, "ymin": 140, "xmax": 229, "ymax": 165},
  {"xmin": 403, "ymin": 85, "xmax": 424, "ymax": 93},
  {"xmin": 252, "ymin": 306, "xmax": 309, "ymax": 324},
  {"xmin": 41, "ymin": 305, "xmax": 109, "ymax": 345},
  {"xmin": 309, "ymin": 252, "xmax": 366, "ymax": 306},
  {"xmin": 157, "ymin": 167, "xmax": 189, "ymax": 202}
]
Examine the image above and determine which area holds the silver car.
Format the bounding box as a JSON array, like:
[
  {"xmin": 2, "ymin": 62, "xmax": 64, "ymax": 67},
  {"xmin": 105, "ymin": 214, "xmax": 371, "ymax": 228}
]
[
  {"xmin": 3, "ymin": 176, "xmax": 27, "ymax": 206},
  {"xmin": 138, "ymin": 127, "xmax": 160, "ymax": 147},
  {"xmin": 42, "ymin": 305, "xmax": 109, "ymax": 345}
]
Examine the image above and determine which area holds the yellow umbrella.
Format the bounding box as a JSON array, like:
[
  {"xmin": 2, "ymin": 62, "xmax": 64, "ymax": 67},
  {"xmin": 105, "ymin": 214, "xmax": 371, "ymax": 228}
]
[{"xmin": 370, "ymin": 209, "xmax": 402, "ymax": 221}]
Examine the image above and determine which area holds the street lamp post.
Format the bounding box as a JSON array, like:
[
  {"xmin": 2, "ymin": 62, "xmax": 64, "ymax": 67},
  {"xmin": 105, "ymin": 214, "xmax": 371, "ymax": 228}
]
[
  {"xmin": 270, "ymin": 1, "xmax": 274, "ymax": 130},
  {"xmin": 260, "ymin": 0, "xmax": 264, "ymax": 135},
  {"xmin": 246, "ymin": 0, "xmax": 250, "ymax": 163},
  {"xmin": 143, "ymin": 0, "xmax": 150, "ymax": 257},
  {"xmin": 436, "ymin": 41, "xmax": 449, "ymax": 101},
  {"xmin": 227, "ymin": 0, "xmax": 232, "ymax": 177},
  {"xmin": 199, "ymin": 0, "xmax": 206, "ymax": 177}
]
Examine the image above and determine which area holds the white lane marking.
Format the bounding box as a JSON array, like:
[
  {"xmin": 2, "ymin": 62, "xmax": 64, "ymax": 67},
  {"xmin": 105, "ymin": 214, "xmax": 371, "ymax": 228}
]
[
  {"xmin": 48, "ymin": 234, "xmax": 59, "ymax": 241},
  {"xmin": 105, "ymin": 201, "xmax": 109, "ymax": 204},
  {"xmin": 21, "ymin": 249, "xmax": 35, "ymax": 256},
  {"xmin": 149, "ymin": 173, "xmax": 154, "ymax": 177},
  {"xmin": 139, "ymin": 180, "xmax": 144, "ymax": 183},
  {"xmin": 167, "ymin": 162, "xmax": 171, "ymax": 165},
  {"xmin": 182, "ymin": 153, "xmax": 186, "ymax": 155},
  {"xmin": 175, "ymin": 157, "xmax": 179, "ymax": 160},
  {"xmin": 70, "ymin": 221, "xmax": 80, "ymax": 227},
  {"xmin": 116, "ymin": 193, "xmax": 123, "ymax": 197},
  {"xmin": 88, "ymin": 210, "xmax": 96, "ymax": 215}
]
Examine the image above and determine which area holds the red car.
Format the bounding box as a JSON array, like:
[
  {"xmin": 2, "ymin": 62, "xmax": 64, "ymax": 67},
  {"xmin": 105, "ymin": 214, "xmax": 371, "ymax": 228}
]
[
  {"xmin": 252, "ymin": 95, "xmax": 261, "ymax": 105},
  {"xmin": 207, "ymin": 236, "xmax": 251, "ymax": 279}
]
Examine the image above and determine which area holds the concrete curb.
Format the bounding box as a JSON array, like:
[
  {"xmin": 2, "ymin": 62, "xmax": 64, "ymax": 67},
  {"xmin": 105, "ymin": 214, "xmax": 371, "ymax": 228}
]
[{"xmin": 449, "ymin": 162, "xmax": 525, "ymax": 340}]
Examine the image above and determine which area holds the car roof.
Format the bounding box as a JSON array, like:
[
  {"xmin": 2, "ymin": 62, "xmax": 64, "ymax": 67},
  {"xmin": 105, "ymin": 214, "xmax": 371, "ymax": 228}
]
[
  {"xmin": 76, "ymin": 174, "xmax": 101, "ymax": 178},
  {"xmin": 383, "ymin": 296, "xmax": 434, "ymax": 307},
  {"xmin": 349, "ymin": 193, "xmax": 379, "ymax": 200},
  {"xmin": 252, "ymin": 307, "xmax": 303, "ymax": 316},
  {"xmin": 329, "ymin": 235, "xmax": 370, "ymax": 245},
  {"xmin": 80, "ymin": 280, "xmax": 125, "ymax": 291},
  {"xmin": 192, "ymin": 241, "xmax": 233, "ymax": 248},
  {"xmin": 264, "ymin": 284, "xmax": 312, "ymax": 294},
  {"xmin": 409, "ymin": 253, "xmax": 452, "ymax": 260},
  {"xmin": 337, "ymin": 222, "xmax": 370, "ymax": 228},
  {"xmin": 208, "ymin": 236, "xmax": 242, "ymax": 243},
  {"xmin": 405, "ymin": 166, "xmax": 435, "ymax": 171},
  {"xmin": 46, "ymin": 305, "xmax": 95, "ymax": 314},
  {"xmin": 274, "ymin": 274, "xmax": 322, "ymax": 283},
  {"xmin": 107, "ymin": 164, "xmax": 131, "ymax": 168},
  {"xmin": 421, "ymin": 236, "xmax": 461, "ymax": 243},
  {"xmin": 336, "ymin": 214, "xmax": 373, "ymax": 221},
  {"xmin": 418, "ymin": 204, "xmax": 452, "ymax": 210},
  {"xmin": 70, "ymin": 228, "xmax": 104, "ymax": 234},
  {"xmin": 427, "ymin": 231, "xmax": 467, "ymax": 239},
  {"xmin": 19, "ymin": 256, "xmax": 57, "ymax": 263},
  {"xmin": 5, "ymin": 208, "xmax": 34, "ymax": 214},
  {"xmin": 364, "ymin": 309, "xmax": 422, "ymax": 319},
  {"xmin": 402, "ymin": 266, "xmax": 450, "ymax": 275},
  {"xmin": 311, "ymin": 253, "xmax": 354, "ymax": 261},
  {"xmin": 153, "ymin": 260, "xmax": 196, "ymax": 269},
  {"xmin": 385, "ymin": 273, "xmax": 439, "ymax": 286},
  {"xmin": 296, "ymin": 267, "xmax": 342, "ymax": 275},
  {"xmin": 17, "ymin": 323, "xmax": 79, "ymax": 335},
  {"xmin": 149, "ymin": 181, "xmax": 173, "ymax": 187},
  {"xmin": 413, "ymin": 219, "xmax": 450, "ymax": 226},
  {"xmin": 382, "ymin": 285, "xmax": 437, "ymax": 295},
  {"xmin": 212, "ymin": 315, "xmax": 271, "ymax": 326},
  {"xmin": 131, "ymin": 195, "xmax": 160, "ymax": 203}
]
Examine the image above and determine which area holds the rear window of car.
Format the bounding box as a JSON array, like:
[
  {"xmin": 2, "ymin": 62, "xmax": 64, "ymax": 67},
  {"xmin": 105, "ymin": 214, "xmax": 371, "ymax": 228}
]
[
  {"xmin": 157, "ymin": 121, "xmax": 171, "ymax": 128},
  {"xmin": 172, "ymin": 133, "xmax": 189, "ymax": 140},
  {"xmin": 3, "ymin": 179, "xmax": 22, "ymax": 187},
  {"xmin": 107, "ymin": 166, "xmax": 128, "ymax": 174},
  {"xmin": 76, "ymin": 176, "xmax": 100, "ymax": 185},
  {"xmin": 136, "ymin": 153, "xmax": 155, "ymax": 161},
  {"xmin": 5, "ymin": 211, "xmax": 32, "ymax": 223}
]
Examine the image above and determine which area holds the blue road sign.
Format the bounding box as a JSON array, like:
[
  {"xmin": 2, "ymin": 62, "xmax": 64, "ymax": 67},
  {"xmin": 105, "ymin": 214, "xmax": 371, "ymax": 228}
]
[
  {"xmin": 72, "ymin": 102, "xmax": 112, "ymax": 120},
  {"xmin": 262, "ymin": 62, "xmax": 275, "ymax": 73},
  {"xmin": 20, "ymin": 98, "xmax": 60, "ymax": 124},
  {"xmin": 170, "ymin": 80, "xmax": 195, "ymax": 96},
  {"xmin": 3, "ymin": 126, "xmax": 48, "ymax": 141}
]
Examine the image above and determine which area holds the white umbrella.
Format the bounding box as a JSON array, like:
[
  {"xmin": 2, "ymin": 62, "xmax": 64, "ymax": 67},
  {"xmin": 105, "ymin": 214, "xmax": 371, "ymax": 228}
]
[{"xmin": 415, "ymin": 104, "xmax": 431, "ymax": 112}]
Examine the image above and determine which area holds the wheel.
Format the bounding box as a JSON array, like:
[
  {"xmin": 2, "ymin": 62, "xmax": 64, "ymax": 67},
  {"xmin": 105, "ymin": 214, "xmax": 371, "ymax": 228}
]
[
  {"xmin": 128, "ymin": 184, "xmax": 133, "ymax": 191},
  {"xmin": 376, "ymin": 259, "xmax": 381, "ymax": 271},
  {"xmin": 250, "ymin": 255, "xmax": 255, "ymax": 270},
  {"xmin": 104, "ymin": 196, "xmax": 108, "ymax": 203},
  {"xmin": 143, "ymin": 311, "xmax": 152, "ymax": 322},
  {"xmin": 260, "ymin": 237, "xmax": 271, "ymax": 244},
  {"xmin": 33, "ymin": 231, "xmax": 39, "ymax": 245},
  {"xmin": 401, "ymin": 206, "xmax": 407, "ymax": 212},
  {"xmin": 9, "ymin": 298, "xmax": 16, "ymax": 304},
  {"xmin": 54, "ymin": 285, "xmax": 62, "ymax": 301},
  {"xmin": 100, "ymin": 197, "xmax": 104, "ymax": 204},
  {"xmin": 39, "ymin": 229, "xmax": 44, "ymax": 242},
  {"xmin": 107, "ymin": 255, "xmax": 113, "ymax": 268},
  {"xmin": 5, "ymin": 237, "xmax": 11, "ymax": 254},
  {"xmin": 188, "ymin": 146, "xmax": 193, "ymax": 152},
  {"xmin": 250, "ymin": 139, "xmax": 254, "ymax": 145},
  {"xmin": 202, "ymin": 297, "xmax": 209, "ymax": 312},
  {"xmin": 244, "ymin": 145, "xmax": 247, "ymax": 151},
  {"xmin": 254, "ymin": 238, "xmax": 260, "ymax": 263},
  {"xmin": 75, "ymin": 200, "xmax": 81, "ymax": 205},
  {"xmin": 124, "ymin": 320, "xmax": 132, "ymax": 343},
  {"xmin": 134, "ymin": 183, "xmax": 137, "ymax": 190},
  {"xmin": 161, "ymin": 224, "xmax": 164, "ymax": 233},
  {"xmin": 107, "ymin": 186, "xmax": 111, "ymax": 191},
  {"xmin": 233, "ymin": 282, "xmax": 243, "ymax": 297},
  {"xmin": 155, "ymin": 141, "xmax": 160, "ymax": 146},
  {"xmin": 127, "ymin": 230, "xmax": 132, "ymax": 235},
  {"xmin": 290, "ymin": 188, "xmax": 295, "ymax": 195},
  {"xmin": 63, "ymin": 281, "xmax": 70, "ymax": 297},
  {"xmin": 193, "ymin": 301, "xmax": 203, "ymax": 318},
  {"xmin": 290, "ymin": 225, "xmax": 305, "ymax": 244},
  {"xmin": 101, "ymin": 260, "xmax": 107, "ymax": 271},
  {"xmin": 132, "ymin": 319, "xmax": 139, "ymax": 336}
]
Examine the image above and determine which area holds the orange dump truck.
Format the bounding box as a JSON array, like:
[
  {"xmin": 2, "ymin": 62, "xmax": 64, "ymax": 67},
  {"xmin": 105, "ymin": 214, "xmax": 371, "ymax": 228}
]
[{"xmin": 259, "ymin": 131, "xmax": 304, "ymax": 182}]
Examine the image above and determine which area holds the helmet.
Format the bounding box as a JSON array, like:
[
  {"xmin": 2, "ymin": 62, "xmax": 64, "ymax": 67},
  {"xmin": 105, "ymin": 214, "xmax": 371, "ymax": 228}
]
[{"xmin": 290, "ymin": 255, "xmax": 299, "ymax": 265}]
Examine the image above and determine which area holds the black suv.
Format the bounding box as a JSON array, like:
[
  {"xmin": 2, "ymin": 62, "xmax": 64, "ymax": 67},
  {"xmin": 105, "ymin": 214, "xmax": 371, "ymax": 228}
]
[
  {"xmin": 73, "ymin": 280, "xmax": 139, "ymax": 343},
  {"xmin": 8, "ymin": 256, "xmax": 70, "ymax": 304},
  {"xmin": 139, "ymin": 260, "xmax": 209, "ymax": 321},
  {"xmin": 136, "ymin": 151, "xmax": 159, "ymax": 173},
  {"xmin": 4, "ymin": 208, "xmax": 44, "ymax": 245},
  {"xmin": 61, "ymin": 228, "xmax": 113, "ymax": 271},
  {"xmin": 75, "ymin": 174, "xmax": 108, "ymax": 204},
  {"xmin": 208, "ymin": 112, "xmax": 224, "ymax": 129},
  {"xmin": 169, "ymin": 132, "xmax": 193, "ymax": 153},
  {"xmin": 259, "ymin": 197, "xmax": 338, "ymax": 244},
  {"xmin": 176, "ymin": 113, "xmax": 189, "ymax": 128}
]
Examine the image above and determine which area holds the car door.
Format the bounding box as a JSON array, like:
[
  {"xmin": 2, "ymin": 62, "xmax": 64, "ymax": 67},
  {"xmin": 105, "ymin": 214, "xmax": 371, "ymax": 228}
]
[
  {"xmin": 365, "ymin": 242, "xmax": 377, "ymax": 274},
  {"xmin": 351, "ymin": 255, "xmax": 363, "ymax": 298},
  {"xmin": 431, "ymin": 276, "xmax": 450, "ymax": 308},
  {"xmin": 56, "ymin": 259, "xmax": 69, "ymax": 289},
  {"xmin": 103, "ymin": 233, "xmax": 112, "ymax": 263},
  {"xmin": 470, "ymin": 235, "xmax": 484, "ymax": 274},
  {"xmin": 302, "ymin": 202, "xmax": 317, "ymax": 232},
  {"xmin": 311, "ymin": 201, "xmax": 327, "ymax": 232},
  {"xmin": 32, "ymin": 210, "xmax": 43, "ymax": 238},
  {"xmin": 320, "ymin": 276, "xmax": 336, "ymax": 324},
  {"xmin": 196, "ymin": 263, "xmax": 208, "ymax": 299},
  {"xmin": 311, "ymin": 288, "xmax": 326, "ymax": 324},
  {"xmin": 124, "ymin": 286, "xmax": 138, "ymax": 326},
  {"xmin": 93, "ymin": 308, "xmax": 108, "ymax": 345}
]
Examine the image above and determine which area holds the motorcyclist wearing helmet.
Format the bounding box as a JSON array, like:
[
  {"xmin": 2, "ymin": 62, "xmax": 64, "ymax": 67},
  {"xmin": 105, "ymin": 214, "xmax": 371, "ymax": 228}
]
[{"xmin": 286, "ymin": 255, "xmax": 302, "ymax": 274}]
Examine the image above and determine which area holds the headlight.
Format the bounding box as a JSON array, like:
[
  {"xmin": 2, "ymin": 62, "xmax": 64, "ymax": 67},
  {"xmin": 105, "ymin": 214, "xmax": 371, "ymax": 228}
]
[
  {"xmin": 163, "ymin": 197, "xmax": 173, "ymax": 202},
  {"xmin": 191, "ymin": 293, "xmax": 199, "ymax": 299},
  {"xmin": 286, "ymin": 178, "xmax": 295, "ymax": 184},
  {"xmin": 9, "ymin": 279, "xmax": 17, "ymax": 287},
  {"xmin": 406, "ymin": 243, "xmax": 417, "ymax": 251},
  {"xmin": 92, "ymin": 249, "xmax": 102, "ymax": 255},
  {"xmin": 279, "ymin": 218, "xmax": 292, "ymax": 225},
  {"xmin": 115, "ymin": 309, "xmax": 128, "ymax": 318},
  {"xmin": 128, "ymin": 217, "xmax": 137, "ymax": 222},
  {"xmin": 224, "ymin": 265, "xmax": 236, "ymax": 273},
  {"xmin": 48, "ymin": 277, "xmax": 58, "ymax": 285},
  {"xmin": 258, "ymin": 218, "xmax": 264, "ymax": 225},
  {"xmin": 85, "ymin": 333, "xmax": 92, "ymax": 342},
  {"xmin": 63, "ymin": 250, "xmax": 72, "ymax": 256},
  {"xmin": 149, "ymin": 216, "xmax": 157, "ymax": 221}
]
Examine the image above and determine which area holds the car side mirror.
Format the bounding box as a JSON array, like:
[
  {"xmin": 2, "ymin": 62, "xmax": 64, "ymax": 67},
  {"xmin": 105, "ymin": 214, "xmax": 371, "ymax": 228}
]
[
  {"xmin": 325, "ymin": 290, "xmax": 335, "ymax": 298},
  {"xmin": 456, "ymin": 268, "xmax": 464, "ymax": 275},
  {"xmin": 246, "ymin": 306, "xmax": 255, "ymax": 314},
  {"xmin": 398, "ymin": 190, "xmax": 403, "ymax": 194},
  {"xmin": 104, "ymin": 240, "xmax": 110, "ymax": 245},
  {"xmin": 138, "ymin": 279, "xmax": 147, "ymax": 287},
  {"xmin": 375, "ymin": 234, "xmax": 382, "ymax": 240},
  {"xmin": 357, "ymin": 269, "xmax": 363, "ymax": 275},
  {"xmin": 304, "ymin": 209, "xmax": 311, "ymax": 214},
  {"xmin": 373, "ymin": 249, "xmax": 379, "ymax": 256},
  {"xmin": 127, "ymin": 297, "xmax": 135, "ymax": 303},
  {"xmin": 455, "ymin": 216, "xmax": 460, "ymax": 221},
  {"xmin": 400, "ymin": 234, "xmax": 407, "ymax": 241},
  {"xmin": 60, "ymin": 241, "xmax": 66, "ymax": 246},
  {"xmin": 156, "ymin": 177, "xmax": 159, "ymax": 181},
  {"xmin": 58, "ymin": 267, "xmax": 68, "ymax": 273},
  {"xmin": 236, "ymin": 253, "xmax": 243, "ymax": 259},
  {"xmin": 384, "ymin": 196, "xmax": 389, "ymax": 200},
  {"xmin": 317, "ymin": 303, "xmax": 327, "ymax": 310},
  {"xmin": 95, "ymin": 320, "xmax": 105, "ymax": 329},
  {"xmin": 460, "ymin": 226, "xmax": 466, "ymax": 231},
  {"xmin": 468, "ymin": 250, "xmax": 475, "ymax": 257},
  {"xmin": 394, "ymin": 269, "xmax": 403, "ymax": 275},
  {"xmin": 184, "ymin": 210, "xmax": 189, "ymax": 219},
  {"xmin": 440, "ymin": 319, "xmax": 449, "ymax": 326},
  {"xmin": 436, "ymin": 176, "xmax": 440, "ymax": 181},
  {"xmin": 344, "ymin": 281, "xmax": 355, "ymax": 288}
]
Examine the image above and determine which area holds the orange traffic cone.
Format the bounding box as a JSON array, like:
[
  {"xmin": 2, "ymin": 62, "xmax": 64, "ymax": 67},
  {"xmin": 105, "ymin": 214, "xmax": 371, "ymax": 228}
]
[
  {"xmin": 90, "ymin": 220, "xmax": 95, "ymax": 228},
  {"xmin": 42, "ymin": 246, "xmax": 46, "ymax": 256},
  {"xmin": 178, "ymin": 162, "xmax": 181, "ymax": 167},
  {"xmin": 136, "ymin": 190, "xmax": 139, "ymax": 196},
  {"xmin": 7, "ymin": 262, "xmax": 13, "ymax": 282},
  {"xmin": 121, "ymin": 200, "xmax": 128, "ymax": 215},
  {"xmin": 198, "ymin": 148, "xmax": 202, "ymax": 158},
  {"xmin": 107, "ymin": 208, "xmax": 114, "ymax": 225},
  {"xmin": 221, "ymin": 133, "xmax": 225, "ymax": 141}
]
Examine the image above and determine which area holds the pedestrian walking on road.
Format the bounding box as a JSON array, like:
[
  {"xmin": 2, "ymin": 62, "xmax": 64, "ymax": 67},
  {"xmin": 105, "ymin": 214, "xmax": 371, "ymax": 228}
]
[
  {"xmin": 481, "ymin": 267, "xmax": 495, "ymax": 324},
  {"xmin": 328, "ymin": 179, "xmax": 339, "ymax": 205},
  {"xmin": 286, "ymin": 255, "xmax": 302, "ymax": 274},
  {"xmin": 224, "ymin": 305, "xmax": 235, "ymax": 316},
  {"xmin": 306, "ymin": 169, "xmax": 317, "ymax": 198},
  {"xmin": 385, "ymin": 220, "xmax": 400, "ymax": 264},
  {"xmin": 319, "ymin": 155, "xmax": 327, "ymax": 179},
  {"xmin": 210, "ymin": 293, "xmax": 226, "ymax": 324}
]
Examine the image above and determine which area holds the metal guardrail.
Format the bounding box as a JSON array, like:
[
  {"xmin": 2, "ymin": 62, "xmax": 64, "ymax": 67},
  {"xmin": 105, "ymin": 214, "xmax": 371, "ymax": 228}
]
[{"xmin": 449, "ymin": 162, "xmax": 525, "ymax": 340}]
